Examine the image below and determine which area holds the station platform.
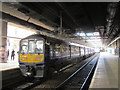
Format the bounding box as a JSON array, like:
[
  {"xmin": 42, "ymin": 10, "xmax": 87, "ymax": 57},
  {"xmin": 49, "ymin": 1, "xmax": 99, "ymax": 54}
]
[
  {"xmin": 0, "ymin": 56, "xmax": 19, "ymax": 71},
  {"xmin": 89, "ymin": 52, "xmax": 119, "ymax": 89},
  {"xmin": 0, "ymin": 56, "xmax": 23, "ymax": 89}
]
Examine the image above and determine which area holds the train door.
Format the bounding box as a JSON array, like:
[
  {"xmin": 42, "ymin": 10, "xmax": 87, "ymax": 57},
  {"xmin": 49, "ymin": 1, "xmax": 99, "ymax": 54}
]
[
  {"xmin": 69, "ymin": 45, "xmax": 71, "ymax": 58},
  {"xmin": 79, "ymin": 47, "xmax": 81, "ymax": 56},
  {"xmin": 49, "ymin": 43, "xmax": 55, "ymax": 59},
  {"xmin": 45, "ymin": 41, "xmax": 50, "ymax": 62}
]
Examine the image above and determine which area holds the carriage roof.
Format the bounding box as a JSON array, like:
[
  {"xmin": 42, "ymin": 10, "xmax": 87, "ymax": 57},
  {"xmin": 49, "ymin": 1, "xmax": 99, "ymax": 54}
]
[{"xmin": 21, "ymin": 34, "xmax": 92, "ymax": 49}]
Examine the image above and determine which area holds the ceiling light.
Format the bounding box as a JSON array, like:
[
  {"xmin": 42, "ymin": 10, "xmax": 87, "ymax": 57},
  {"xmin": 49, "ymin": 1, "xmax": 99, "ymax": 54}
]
[
  {"xmin": 77, "ymin": 32, "xmax": 86, "ymax": 36},
  {"xmin": 86, "ymin": 33, "xmax": 93, "ymax": 36},
  {"xmin": 93, "ymin": 32, "xmax": 99, "ymax": 36}
]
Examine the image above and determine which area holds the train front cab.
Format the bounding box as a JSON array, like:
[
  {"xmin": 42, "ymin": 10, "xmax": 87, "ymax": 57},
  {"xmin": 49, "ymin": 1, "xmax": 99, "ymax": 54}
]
[{"xmin": 19, "ymin": 38, "xmax": 45, "ymax": 78}]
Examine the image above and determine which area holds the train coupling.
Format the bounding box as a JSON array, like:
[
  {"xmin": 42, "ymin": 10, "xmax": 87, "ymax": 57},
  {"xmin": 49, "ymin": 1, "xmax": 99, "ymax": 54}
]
[
  {"xmin": 26, "ymin": 72, "xmax": 32, "ymax": 76},
  {"xmin": 26, "ymin": 66, "xmax": 33, "ymax": 72}
]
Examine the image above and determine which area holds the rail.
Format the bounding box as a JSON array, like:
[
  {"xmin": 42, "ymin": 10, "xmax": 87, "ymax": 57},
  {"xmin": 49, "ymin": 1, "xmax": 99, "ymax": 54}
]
[{"xmin": 55, "ymin": 54, "xmax": 99, "ymax": 90}]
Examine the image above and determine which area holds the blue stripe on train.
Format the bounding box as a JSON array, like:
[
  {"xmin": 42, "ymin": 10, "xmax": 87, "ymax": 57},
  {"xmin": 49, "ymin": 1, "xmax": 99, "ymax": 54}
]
[{"xmin": 19, "ymin": 61, "xmax": 44, "ymax": 65}]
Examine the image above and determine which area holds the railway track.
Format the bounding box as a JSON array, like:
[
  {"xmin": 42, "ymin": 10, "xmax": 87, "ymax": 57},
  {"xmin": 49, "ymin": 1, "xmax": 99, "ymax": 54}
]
[
  {"xmin": 55, "ymin": 54, "xmax": 99, "ymax": 90},
  {"xmin": 15, "ymin": 78, "xmax": 45, "ymax": 90},
  {"xmin": 2, "ymin": 68, "xmax": 26, "ymax": 89},
  {"xmin": 14, "ymin": 53, "xmax": 99, "ymax": 90}
]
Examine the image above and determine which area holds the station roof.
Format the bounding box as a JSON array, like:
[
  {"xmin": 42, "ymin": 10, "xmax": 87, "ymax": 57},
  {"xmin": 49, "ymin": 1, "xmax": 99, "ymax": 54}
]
[{"xmin": 1, "ymin": 2, "xmax": 120, "ymax": 48}]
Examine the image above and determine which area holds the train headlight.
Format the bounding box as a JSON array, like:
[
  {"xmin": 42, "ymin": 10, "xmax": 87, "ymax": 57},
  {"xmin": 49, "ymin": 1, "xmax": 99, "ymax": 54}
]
[
  {"xmin": 21, "ymin": 58, "xmax": 26, "ymax": 60},
  {"xmin": 36, "ymin": 58, "xmax": 40, "ymax": 60}
]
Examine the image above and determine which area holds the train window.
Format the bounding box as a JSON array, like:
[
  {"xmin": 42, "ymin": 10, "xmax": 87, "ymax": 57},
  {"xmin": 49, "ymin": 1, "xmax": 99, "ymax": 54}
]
[
  {"xmin": 36, "ymin": 40, "xmax": 43, "ymax": 53},
  {"xmin": 28, "ymin": 40, "xmax": 35, "ymax": 53},
  {"xmin": 20, "ymin": 40, "xmax": 28, "ymax": 53},
  {"xmin": 55, "ymin": 44, "xmax": 60, "ymax": 57},
  {"xmin": 71, "ymin": 46, "xmax": 79, "ymax": 56},
  {"xmin": 60, "ymin": 45, "xmax": 69, "ymax": 57}
]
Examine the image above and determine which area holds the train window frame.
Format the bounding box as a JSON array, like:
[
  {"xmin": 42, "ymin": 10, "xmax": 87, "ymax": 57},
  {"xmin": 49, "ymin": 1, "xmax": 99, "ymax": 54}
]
[
  {"xmin": 35, "ymin": 40, "xmax": 44, "ymax": 54},
  {"xmin": 20, "ymin": 40, "xmax": 28, "ymax": 54},
  {"xmin": 28, "ymin": 40, "xmax": 35, "ymax": 54}
]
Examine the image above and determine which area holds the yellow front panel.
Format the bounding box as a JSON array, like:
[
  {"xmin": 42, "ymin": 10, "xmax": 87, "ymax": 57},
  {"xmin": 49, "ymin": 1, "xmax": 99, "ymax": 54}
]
[
  {"xmin": 19, "ymin": 54, "xmax": 44, "ymax": 63},
  {"xmin": 19, "ymin": 54, "xmax": 28, "ymax": 63}
]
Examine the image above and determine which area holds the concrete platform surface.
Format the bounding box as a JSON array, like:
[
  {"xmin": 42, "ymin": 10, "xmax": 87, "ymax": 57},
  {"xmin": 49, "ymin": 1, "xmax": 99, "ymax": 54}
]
[
  {"xmin": 89, "ymin": 52, "xmax": 119, "ymax": 89},
  {"xmin": 0, "ymin": 57, "xmax": 19, "ymax": 71}
]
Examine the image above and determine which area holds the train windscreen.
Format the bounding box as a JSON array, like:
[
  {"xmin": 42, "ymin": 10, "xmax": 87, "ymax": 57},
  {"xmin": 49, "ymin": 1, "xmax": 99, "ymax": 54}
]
[
  {"xmin": 20, "ymin": 40, "xmax": 28, "ymax": 54},
  {"xmin": 28, "ymin": 40, "xmax": 35, "ymax": 53},
  {"xmin": 20, "ymin": 39, "xmax": 44, "ymax": 54},
  {"xmin": 35, "ymin": 40, "xmax": 44, "ymax": 53}
]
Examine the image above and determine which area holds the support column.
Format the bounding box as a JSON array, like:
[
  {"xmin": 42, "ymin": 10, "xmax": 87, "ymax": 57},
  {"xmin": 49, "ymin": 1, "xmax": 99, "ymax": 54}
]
[
  {"xmin": 0, "ymin": 20, "xmax": 7, "ymax": 63},
  {"xmin": 113, "ymin": 41, "xmax": 115, "ymax": 54},
  {"xmin": 115, "ymin": 40, "xmax": 118, "ymax": 55},
  {"xmin": 118, "ymin": 39, "xmax": 120, "ymax": 58},
  {"xmin": 116, "ymin": 39, "xmax": 119, "ymax": 56},
  {"xmin": 118, "ymin": 38, "xmax": 120, "ymax": 89},
  {"xmin": 0, "ymin": 2, "xmax": 2, "ymax": 90}
]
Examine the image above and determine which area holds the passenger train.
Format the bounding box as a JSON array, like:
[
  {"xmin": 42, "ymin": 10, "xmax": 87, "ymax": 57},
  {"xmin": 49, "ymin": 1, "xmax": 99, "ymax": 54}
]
[{"xmin": 19, "ymin": 34, "xmax": 95, "ymax": 78}]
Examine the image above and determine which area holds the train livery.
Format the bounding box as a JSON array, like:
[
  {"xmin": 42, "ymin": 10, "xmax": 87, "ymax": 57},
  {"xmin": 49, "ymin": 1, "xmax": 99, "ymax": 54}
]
[{"xmin": 19, "ymin": 34, "xmax": 95, "ymax": 78}]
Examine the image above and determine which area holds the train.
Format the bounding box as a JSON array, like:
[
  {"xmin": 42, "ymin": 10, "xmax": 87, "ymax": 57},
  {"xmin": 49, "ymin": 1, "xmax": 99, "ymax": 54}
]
[{"xmin": 18, "ymin": 34, "xmax": 95, "ymax": 78}]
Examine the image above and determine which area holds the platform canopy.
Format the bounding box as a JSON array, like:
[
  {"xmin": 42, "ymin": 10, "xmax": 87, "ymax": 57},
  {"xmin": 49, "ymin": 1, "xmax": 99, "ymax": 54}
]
[{"xmin": 1, "ymin": 2, "xmax": 120, "ymax": 48}]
